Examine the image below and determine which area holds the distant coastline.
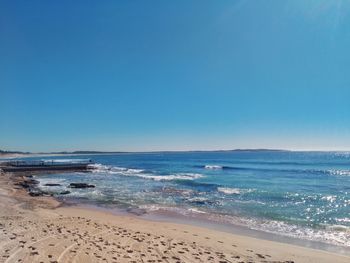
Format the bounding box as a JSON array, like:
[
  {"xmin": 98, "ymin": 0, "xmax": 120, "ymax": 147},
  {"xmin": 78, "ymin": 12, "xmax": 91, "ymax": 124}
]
[{"xmin": 2, "ymin": 148, "xmax": 349, "ymax": 157}]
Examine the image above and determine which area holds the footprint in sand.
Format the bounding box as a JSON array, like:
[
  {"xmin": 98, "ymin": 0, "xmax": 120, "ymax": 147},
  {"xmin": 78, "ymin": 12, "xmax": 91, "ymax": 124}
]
[{"xmin": 256, "ymin": 253, "xmax": 265, "ymax": 259}]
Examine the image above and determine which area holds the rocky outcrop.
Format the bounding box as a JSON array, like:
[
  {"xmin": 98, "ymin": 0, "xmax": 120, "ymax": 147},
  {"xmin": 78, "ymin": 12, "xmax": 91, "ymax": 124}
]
[
  {"xmin": 59, "ymin": 190, "xmax": 71, "ymax": 195},
  {"xmin": 68, "ymin": 183, "xmax": 95, "ymax": 189},
  {"xmin": 44, "ymin": 183, "xmax": 61, "ymax": 187},
  {"xmin": 28, "ymin": 190, "xmax": 51, "ymax": 197},
  {"xmin": 15, "ymin": 179, "xmax": 39, "ymax": 189}
]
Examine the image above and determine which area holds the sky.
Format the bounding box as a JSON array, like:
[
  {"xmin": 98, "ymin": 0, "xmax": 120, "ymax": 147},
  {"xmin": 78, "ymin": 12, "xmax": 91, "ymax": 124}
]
[{"xmin": 1, "ymin": 0, "xmax": 350, "ymax": 152}]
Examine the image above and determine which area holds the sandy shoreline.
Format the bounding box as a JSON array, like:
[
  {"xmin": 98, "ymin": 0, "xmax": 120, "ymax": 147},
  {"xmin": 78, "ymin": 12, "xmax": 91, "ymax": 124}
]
[{"xmin": 1, "ymin": 172, "xmax": 349, "ymax": 263}]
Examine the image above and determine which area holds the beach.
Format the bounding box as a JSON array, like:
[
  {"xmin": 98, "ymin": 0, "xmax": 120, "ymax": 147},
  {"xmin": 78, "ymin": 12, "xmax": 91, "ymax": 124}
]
[
  {"xmin": 1, "ymin": 171, "xmax": 349, "ymax": 263},
  {"xmin": 25, "ymin": 151, "xmax": 350, "ymax": 248}
]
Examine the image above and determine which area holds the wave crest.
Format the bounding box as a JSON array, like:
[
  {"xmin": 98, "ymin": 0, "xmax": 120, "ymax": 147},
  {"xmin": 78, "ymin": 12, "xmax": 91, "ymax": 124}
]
[
  {"xmin": 89, "ymin": 163, "xmax": 203, "ymax": 181},
  {"xmin": 205, "ymin": 165, "xmax": 223, "ymax": 170},
  {"xmin": 328, "ymin": 169, "xmax": 350, "ymax": 176},
  {"xmin": 217, "ymin": 187, "xmax": 241, "ymax": 195},
  {"xmin": 135, "ymin": 173, "xmax": 203, "ymax": 181},
  {"xmin": 217, "ymin": 187, "xmax": 255, "ymax": 195}
]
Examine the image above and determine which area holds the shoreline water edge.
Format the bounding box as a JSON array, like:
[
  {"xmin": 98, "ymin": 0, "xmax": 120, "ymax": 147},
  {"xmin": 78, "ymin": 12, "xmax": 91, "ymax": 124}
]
[{"xmin": 0, "ymin": 170, "xmax": 350, "ymax": 263}]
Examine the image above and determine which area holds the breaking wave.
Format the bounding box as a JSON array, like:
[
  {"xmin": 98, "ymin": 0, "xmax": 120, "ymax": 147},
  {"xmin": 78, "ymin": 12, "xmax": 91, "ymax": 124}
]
[
  {"xmin": 89, "ymin": 163, "xmax": 203, "ymax": 181},
  {"xmin": 217, "ymin": 187, "xmax": 255, "ymax": 195},
  {"xmin": 135, "ymin": 173, "xmax": 203, "ymax": 181},
  {"xmin": 217, "ymin": 187, "xmax": 241, "ymax": 195},
  {"xmin": 197, "ymin": 164, "xmax": 350, "ymax": 177},
  {"xmin": 89, "ymin": 163, "xmax": 144, "ymax": 174},
  {"xmin": 327, "ymin": 169, "xmax": 350, "ymax": 176},
  {"xmin": 205, "ymin": 165, "xmax": 223, "ymax": 170}
]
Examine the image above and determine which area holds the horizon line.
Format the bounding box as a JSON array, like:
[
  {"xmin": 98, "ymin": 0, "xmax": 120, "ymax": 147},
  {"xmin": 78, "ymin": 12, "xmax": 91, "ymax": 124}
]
[{"xmin": 1, "ymin": 148, "xmax": 350, "ymax": 155}]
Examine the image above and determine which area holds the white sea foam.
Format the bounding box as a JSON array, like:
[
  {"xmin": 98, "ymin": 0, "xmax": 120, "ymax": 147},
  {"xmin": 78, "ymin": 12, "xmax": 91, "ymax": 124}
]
[
  {"xmin": 328, "ymin": 169, "xmax": 350, "ymax": 176},
  {"xmin": 137, "ymin": 204, "xmax": 350, "ymax": 246},
  {"xmin": 89, "ymin": 163, "xmax": 144, "ymax": 174},
  {"xmin": 336, "ymin": 218, "xmax": 350, "ymax": 224},
  {"xmin": 89, "ymin": 163, "xmax": 203, "ymax": 181},
  {"xmin": 88, "ymin": 163, "xmax": 110, "ymax": 171},
  {"xmin": 326, "ymin": 224, "xmax": 350, "ymax": 232},
  {"xmin": 208, "ymin": 214, "xmax": 350, "ymax": 247},
  {"xmin": 187, "ymin": 197, "xmax": 209, "ymax": 202},
  {"xmin": 188, "ymin": 208, "xmax": 207, "ymax": 214},
  {"xmin": 217, "ymin": 187, "xmax": 255, "ymax": 195},
  {"xmin": 217, "ymin": 187, "xmax": 241, "ymax": 195},
  {"xmin": 253, "ymin": 220, "xmax": 350, "ymax": 247},
  {"xmin": 137, "ymin": 203, "xmax": 350, "ymax": 246},
  {"xmin": 67, "ymin": 189, "xmax": 105, "ymax": 199},
  {"xmin": 205, "ymin": 165, "xmax": 223, "ymax": 170},
  {"xmin": 138, "ymin": 204, "xmax": 162, "ymax": 212},
  {"xmin": 139, "ymin": 204, "xmax": 206, "ymax": 215},
  {"xmin": 143, "ymin": 173, "xmax": 202, "ymax": 181}
]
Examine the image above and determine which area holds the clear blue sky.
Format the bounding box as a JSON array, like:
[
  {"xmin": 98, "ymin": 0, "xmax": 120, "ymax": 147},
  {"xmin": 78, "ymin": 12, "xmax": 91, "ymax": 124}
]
[{"xmin": 1, "ymin": 0, "xmax": 350, "ymax": 152}]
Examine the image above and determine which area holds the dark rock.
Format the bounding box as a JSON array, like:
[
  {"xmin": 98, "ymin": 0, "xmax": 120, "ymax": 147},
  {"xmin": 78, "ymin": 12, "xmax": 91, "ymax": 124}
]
[
  {"xmin": 68, "ymin": 183, "xmax": 95, "ymax": 189},
  {"xmin": 28, "ymin": 179, "xmax": 39, "ymax": 185},
  {"xmin": 15, "ymin": 179, "xmax": 39, "ymax": 189},
  {"xmin": 15, "ymin": 182, "xmax": 30, "ymax": 188},
  {"xmin": 29, "ymin": 190, "xmax": 50, "ymax": 197},
  {"xmin": 44, "ymin": 183, "xmax": 61, "ymax": 187},
  {"xmin": 59, "ymin": 191, "xmax": 71, "ymax": 195}
]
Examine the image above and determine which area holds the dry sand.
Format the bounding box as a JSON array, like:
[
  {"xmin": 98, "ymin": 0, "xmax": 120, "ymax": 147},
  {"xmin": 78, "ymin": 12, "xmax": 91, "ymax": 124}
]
[{"xmin": 0, "ymin": 171, "xmax": 349, "ymax": 263}]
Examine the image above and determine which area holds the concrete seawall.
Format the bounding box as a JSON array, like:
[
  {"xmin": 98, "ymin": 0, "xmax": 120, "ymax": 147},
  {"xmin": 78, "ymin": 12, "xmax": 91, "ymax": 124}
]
[{"xmin": 0, "ymin": 164, "xmax": 91, "ymax": 172}]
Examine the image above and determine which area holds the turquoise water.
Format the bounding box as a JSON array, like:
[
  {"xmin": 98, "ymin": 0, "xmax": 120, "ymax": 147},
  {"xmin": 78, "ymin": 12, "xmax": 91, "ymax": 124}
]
[{"xmin": 31, "ymin": 151, "xmax": 350, "ymax": 247}]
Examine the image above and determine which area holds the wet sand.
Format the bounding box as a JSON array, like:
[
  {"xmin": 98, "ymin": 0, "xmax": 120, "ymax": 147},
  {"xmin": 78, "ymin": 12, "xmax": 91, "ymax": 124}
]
[{"xmin": 0, "ymin": 171, "xmax": 349, "ymax": 263}]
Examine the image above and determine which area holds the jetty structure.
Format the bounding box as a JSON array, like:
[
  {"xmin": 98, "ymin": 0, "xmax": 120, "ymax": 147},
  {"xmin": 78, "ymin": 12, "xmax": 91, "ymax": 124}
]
[{"xmin": 0, "ymin": 159, "xmax": 93, "ymax": 172}]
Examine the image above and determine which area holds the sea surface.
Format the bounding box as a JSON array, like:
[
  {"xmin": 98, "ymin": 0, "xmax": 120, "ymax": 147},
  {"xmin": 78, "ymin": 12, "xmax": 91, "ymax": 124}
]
[{"xmin": 22, "ymin": 151, "xmax": 350, "ymax": 247}]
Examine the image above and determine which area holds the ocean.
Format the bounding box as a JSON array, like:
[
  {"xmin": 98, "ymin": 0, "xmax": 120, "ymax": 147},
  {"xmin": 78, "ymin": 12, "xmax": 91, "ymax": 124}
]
[{"xmin": 26, "ymin": 150, "xmax": 350, "ymax": 248}]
